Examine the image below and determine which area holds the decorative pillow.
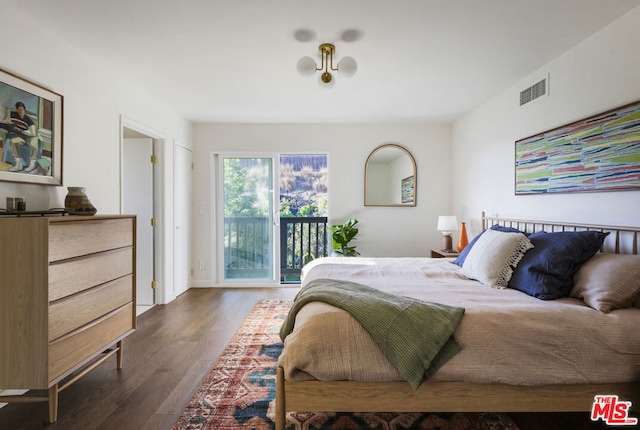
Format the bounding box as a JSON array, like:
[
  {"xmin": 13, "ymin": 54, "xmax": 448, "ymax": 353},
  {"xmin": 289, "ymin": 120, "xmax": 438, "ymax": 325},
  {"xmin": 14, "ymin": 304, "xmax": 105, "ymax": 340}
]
[
  {"xmin": 570, "ymin": 253, "xmax": 640, "ymax": 313},
  {"xmin": 508, "ymin": 230, "xmax": 609, "ymax": 300},
  {"xmin": 452, "ymin": 225, "xmax": 526, "ymax": 267},
  {"xmin": 461, "ymin": 229, "xmax": 534, "ymax": 289}
]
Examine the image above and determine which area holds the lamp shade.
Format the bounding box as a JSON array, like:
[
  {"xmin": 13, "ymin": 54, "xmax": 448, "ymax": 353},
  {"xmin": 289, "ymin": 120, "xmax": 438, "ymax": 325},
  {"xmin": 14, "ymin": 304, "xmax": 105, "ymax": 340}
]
[
  {"xmin": 296, "ymin": 56, "xmax": 317, "ymax": 76},
  {"xmin": 437, "ymin": 215, "xmax": 458, "ymax": 232},
  {"xmin": 337, "ymin": 56, "xmax": 357, "ymax": 77}
]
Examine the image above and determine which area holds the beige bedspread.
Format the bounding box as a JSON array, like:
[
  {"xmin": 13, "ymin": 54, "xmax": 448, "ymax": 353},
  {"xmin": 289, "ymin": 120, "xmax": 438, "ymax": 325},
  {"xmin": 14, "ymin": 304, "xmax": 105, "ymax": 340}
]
[
  {"xmin": 280, "ymin": 278, "xmax": 464, "ymax": 388},
  {"xmin": 278, "ymin": 257, "xmax": 640, "ymax": 386}
]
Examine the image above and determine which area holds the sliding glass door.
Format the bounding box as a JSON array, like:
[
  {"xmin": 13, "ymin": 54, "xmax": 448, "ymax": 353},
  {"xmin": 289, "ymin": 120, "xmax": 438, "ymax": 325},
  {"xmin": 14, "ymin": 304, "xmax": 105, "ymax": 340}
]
[
  {"xmin": 218, "ymin": 156, "xmax": 276, "ymax": 283},
  {"xmin": 214, "ymin": 152, "xmax": 329, "ymax": 285}
]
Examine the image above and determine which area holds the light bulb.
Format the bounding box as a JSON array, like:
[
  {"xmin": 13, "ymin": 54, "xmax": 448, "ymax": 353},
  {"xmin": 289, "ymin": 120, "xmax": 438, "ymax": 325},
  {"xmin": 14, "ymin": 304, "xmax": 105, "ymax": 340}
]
[
  {"xmin": 296, "ymin": 57, "xmax": 317, "ymax": 77},
  {"xmin": 337, "ymin": 57, "xmax": 357, "ymax": 77}
]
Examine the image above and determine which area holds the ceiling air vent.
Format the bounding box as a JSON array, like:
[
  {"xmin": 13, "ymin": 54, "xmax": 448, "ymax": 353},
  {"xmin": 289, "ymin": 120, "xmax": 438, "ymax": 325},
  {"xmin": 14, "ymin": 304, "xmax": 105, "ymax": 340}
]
[{"xmin": 520, "ymin": 74, "xmax": 549, "ymax": 106}]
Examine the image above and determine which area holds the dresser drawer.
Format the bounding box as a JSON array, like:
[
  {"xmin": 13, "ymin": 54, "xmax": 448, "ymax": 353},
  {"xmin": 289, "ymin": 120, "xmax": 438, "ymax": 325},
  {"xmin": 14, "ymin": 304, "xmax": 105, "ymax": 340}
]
[
  {"xmin": 48, "ymin": 303, "xmax": 134, "ymax": 382},
  {"xmin": 49, "ymin": 218, "xmax": 134, "ymax": 262},
  {"xmin": 49, "ymin": 275, "xmax": 133, "ymax": 341},
  {"xmin": 49, "ymin": 247, "xmax": 133, "ymax": 301}
]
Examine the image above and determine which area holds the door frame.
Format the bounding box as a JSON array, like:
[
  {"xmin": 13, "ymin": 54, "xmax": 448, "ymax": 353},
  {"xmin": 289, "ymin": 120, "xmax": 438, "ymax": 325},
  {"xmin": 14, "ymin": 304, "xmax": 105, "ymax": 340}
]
[
  {"xmin": 211, "ymin": 152, "xmax": 281, "ymax": 287},
  {"xmin": 119, "ymin": 115, "xmax": 173, "ymax": 304}
]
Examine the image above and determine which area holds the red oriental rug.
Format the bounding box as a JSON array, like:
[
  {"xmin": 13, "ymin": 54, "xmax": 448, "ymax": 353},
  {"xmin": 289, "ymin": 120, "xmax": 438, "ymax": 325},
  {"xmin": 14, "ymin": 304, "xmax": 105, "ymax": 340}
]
[{"xmin": 172, "ymin": 299, "xmax": 519, "ymax": 430}]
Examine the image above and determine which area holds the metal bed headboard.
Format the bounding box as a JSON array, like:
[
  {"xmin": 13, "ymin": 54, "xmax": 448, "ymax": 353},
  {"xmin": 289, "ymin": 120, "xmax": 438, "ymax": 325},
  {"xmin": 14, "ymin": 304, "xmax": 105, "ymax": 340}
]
[{"xmin": 481, "ymin": 211, "xmax": 640, "ymax": 255}]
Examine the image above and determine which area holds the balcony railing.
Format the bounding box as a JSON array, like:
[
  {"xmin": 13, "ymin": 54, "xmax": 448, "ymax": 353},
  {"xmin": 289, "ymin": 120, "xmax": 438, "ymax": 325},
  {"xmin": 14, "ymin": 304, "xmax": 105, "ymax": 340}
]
[
  {"xmin": 280, "ymin": 216, "xmax": 329, "ymax": 283},
  {"xmin": 223, "ymin": 216, "xmax": 329, "ymax": 282},
  {"xmin": 224, "ymin": 216, "xmax": 271, "ymax": 280}
]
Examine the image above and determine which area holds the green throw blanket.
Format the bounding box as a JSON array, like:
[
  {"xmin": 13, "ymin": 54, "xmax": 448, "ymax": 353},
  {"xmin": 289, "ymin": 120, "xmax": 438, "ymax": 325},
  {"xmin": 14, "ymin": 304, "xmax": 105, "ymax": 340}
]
[{"xmin": 280, "ymin": 278, "xmax": 465, "ymax": 389}]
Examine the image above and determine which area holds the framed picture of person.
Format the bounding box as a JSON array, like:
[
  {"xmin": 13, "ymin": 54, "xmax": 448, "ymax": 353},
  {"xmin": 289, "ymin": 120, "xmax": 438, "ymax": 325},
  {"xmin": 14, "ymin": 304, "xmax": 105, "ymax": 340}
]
[{"xmin": 0, "ymin": 67, "xmax": 63, "ymax": 186}]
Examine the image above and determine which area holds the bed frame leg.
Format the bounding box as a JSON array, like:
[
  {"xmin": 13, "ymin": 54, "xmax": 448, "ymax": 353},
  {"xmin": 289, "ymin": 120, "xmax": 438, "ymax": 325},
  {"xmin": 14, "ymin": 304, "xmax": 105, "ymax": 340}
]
[{"xmin": 276, "ymin": 366, "xmax": 286, "ymax": 430}]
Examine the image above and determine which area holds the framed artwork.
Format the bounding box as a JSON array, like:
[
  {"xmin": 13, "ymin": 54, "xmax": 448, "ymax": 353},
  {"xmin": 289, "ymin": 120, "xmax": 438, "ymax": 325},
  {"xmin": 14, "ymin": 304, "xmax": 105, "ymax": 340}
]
[
  {"xmin": 515, "ymin": 99, "xmax": 640, "ymax": 195},
  {"xmin": 401, "ymin": 175, "xmax": 414, "ymax": 203},
  {"xmin": 0, "ymin": 68, "xmax": 63, "ymax": 186}
]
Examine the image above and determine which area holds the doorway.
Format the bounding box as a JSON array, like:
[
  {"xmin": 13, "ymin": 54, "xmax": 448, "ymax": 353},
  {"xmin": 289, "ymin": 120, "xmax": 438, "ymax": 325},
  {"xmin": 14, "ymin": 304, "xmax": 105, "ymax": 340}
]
[
  {"xmin": 213, "ymin": 153, "xmax": 328, "ymax": 285},
  {"xmin": 121, "ymin": 119, "xmax": 158, "ymax": 313},
  {"xmin": 218, "ymin": 155, "xmax": 276, "ymax": 283}
]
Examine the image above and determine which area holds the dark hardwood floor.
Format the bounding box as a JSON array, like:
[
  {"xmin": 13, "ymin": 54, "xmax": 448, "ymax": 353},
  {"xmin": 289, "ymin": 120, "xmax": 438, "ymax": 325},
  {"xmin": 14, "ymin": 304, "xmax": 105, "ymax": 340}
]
[{"xmin": 0, "ymin": 287, "xmax": 618, "ymax": 430}]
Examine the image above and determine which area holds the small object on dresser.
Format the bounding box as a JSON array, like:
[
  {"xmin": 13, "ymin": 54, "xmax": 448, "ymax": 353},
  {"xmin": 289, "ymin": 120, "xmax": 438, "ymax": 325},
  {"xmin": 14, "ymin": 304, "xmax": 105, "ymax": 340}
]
[
  {"xmin": 64, "ymin": 186, "xmax": 97, "ymax": 216},
  {"xmin": 5, "ymin": 196, "xmax": 26, "ymax": 212}
]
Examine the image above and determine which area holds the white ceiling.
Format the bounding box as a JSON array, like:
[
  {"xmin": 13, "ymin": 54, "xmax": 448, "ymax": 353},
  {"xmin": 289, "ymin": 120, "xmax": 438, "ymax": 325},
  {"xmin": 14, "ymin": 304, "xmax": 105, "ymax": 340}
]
[{"xmin": 9, "ymin": 0, "xmax": 640, "ymax": 123}]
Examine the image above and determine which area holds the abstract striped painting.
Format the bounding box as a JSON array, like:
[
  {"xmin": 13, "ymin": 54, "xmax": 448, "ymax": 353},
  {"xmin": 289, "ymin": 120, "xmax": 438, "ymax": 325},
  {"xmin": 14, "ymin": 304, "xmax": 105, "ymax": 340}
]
[{"xmin": 515, "ymin": 100, "xmax": 640, "ymax": 194}]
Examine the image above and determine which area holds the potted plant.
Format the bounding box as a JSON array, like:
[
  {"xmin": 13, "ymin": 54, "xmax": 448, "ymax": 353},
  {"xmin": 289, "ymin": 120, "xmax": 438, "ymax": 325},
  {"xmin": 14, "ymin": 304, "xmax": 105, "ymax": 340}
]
[{"xmin": 330, "ymin": 218, "xmax": 360, "ymax": 256}]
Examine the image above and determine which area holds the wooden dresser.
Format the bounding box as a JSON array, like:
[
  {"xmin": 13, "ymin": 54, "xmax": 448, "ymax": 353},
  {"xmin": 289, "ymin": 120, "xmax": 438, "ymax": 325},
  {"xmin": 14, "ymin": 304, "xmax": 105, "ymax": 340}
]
[{"xmin": 0, "ymin": 215, "xmax": 136, "ymax": 423}]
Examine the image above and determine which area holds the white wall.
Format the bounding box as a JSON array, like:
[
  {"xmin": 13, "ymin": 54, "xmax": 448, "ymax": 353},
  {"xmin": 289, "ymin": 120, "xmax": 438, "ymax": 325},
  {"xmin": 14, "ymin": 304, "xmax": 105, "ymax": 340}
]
[
  {"xmin": 192, "ymin": 123, "xmax": 452, "ymax": 286},
  {"xmin": 452, "ymin": 6, "xmax": 640, "ymax": 238},
  {"xmin": 0, "ymin": 2, "xmax": 191, "ymax": 303},
  {"xmin": 0, "ymin": 2, "xmax": 189, "ymax": 212}
]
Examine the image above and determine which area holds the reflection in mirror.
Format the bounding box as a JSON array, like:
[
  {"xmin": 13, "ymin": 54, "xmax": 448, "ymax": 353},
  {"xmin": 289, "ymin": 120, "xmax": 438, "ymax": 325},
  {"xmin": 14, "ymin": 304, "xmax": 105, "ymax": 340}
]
[{"xmin": 365, "ymin": 143, "xmax": 417, "ymax": 206}]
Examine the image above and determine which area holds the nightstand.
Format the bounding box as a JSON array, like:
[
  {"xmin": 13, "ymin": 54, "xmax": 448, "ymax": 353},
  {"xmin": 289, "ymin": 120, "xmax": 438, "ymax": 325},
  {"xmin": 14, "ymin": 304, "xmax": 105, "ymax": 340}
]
[{"xmin": 430, "ymin": 249, "xmax": 459, "ymax": 258}]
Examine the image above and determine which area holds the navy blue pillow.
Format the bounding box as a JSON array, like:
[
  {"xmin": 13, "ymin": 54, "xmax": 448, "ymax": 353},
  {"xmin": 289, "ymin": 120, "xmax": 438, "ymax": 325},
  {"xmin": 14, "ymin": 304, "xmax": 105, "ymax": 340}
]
[
  {"xmin": 508, "ymin": 230, "xmax": 609, "ymax": 300},
  {"xmin": 452, "ymin": 225, "xmax": 526, "ymax": 267}
]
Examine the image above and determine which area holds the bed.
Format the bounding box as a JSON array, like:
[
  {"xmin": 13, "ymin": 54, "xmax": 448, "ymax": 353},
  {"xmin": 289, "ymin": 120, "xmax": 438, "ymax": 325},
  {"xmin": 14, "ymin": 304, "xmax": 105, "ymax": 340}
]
[{"xmin": 275, "ymin": 213, "xmax": 640, "ymax": 429}]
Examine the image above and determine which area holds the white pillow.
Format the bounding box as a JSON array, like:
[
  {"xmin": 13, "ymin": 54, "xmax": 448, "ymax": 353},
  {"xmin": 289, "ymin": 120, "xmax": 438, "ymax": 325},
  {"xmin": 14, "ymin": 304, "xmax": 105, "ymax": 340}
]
[
  {"xmin": 570, "ymin": 253, "xmax": 640, "ymax": 313},
  {"xmin": 462, "ymin": 229, "xmax": 534, "ymax": 289}
]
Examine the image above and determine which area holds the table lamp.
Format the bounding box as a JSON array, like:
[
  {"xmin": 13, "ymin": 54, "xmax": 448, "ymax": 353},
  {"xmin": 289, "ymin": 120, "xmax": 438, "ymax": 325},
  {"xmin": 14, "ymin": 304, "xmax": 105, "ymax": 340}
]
[{"xmin": 437, "ymin": 215, "xmax": 458, "ymax": 252}]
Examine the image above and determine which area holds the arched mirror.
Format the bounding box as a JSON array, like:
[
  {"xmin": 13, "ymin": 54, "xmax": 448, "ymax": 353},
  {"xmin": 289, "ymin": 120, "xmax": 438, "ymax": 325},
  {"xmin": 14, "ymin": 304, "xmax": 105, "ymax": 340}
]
[{"xmin": 365, "ymin": 143, "xmax": 417, "ymax": 206}]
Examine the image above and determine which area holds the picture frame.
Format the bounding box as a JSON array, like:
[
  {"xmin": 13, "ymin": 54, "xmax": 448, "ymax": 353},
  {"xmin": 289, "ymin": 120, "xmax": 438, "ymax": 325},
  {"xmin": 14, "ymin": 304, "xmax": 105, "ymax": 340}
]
[
  {"xmin": 515, "ymin": 99, "xmax": 640, "ymax": 195},
  {"xmin": 401, "ymin": 175, "xmax": 414, "ymax": 203},
  {"xmin": 0, "ymin": 67, "xmax": 63, "ymax": 186}
]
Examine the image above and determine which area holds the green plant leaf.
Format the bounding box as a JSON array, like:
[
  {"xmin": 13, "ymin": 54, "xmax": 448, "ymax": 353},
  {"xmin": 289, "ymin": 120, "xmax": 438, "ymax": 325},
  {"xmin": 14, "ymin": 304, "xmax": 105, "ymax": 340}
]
[{"xmin": 329, "ymin": 218, "xmax": 359, "ymax": 255}]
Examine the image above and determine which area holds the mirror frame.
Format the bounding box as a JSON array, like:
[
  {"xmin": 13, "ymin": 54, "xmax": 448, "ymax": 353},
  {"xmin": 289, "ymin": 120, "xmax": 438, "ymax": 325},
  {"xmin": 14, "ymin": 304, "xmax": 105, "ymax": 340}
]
[{"xmin": 364, "ymin": 143, "xmax": 417, "ymax": 207}]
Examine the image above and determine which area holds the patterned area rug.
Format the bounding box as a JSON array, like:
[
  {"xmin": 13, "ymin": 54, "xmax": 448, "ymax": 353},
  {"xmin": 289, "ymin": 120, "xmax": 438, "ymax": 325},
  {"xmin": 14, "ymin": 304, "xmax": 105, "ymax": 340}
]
[{"xmin": 172, "ymin": 299, "xmax": 519, "ymax": 430}]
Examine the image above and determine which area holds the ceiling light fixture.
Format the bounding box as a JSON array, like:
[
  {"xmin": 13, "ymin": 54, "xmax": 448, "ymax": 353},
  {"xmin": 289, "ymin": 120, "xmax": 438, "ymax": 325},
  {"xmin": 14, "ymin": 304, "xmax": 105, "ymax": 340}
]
[{"xmin": 296, "ymin": 43, "xmax": 357, "ymax": 87}]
